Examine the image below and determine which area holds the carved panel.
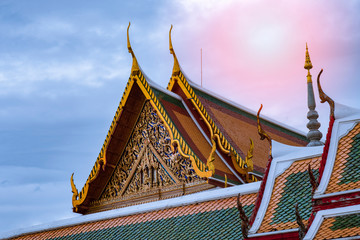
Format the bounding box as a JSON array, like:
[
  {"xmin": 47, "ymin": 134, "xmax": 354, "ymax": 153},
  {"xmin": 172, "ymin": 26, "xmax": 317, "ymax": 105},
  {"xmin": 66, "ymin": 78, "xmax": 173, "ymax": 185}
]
[{"xmin": 98, "ymin": 101, "xmax": 200, "ymax": 202}]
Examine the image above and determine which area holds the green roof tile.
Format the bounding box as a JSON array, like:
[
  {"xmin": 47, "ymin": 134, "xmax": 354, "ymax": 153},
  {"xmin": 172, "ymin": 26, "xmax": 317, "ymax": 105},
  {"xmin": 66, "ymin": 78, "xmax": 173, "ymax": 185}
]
[
  {"xmin": 271, "ymin": 170, "xmax": 318, "ymax": 225},
  {"xmin": 330, "ymin": 214, "xmax": 360, "ymax": 230},
  {"xmin": 339, "ymin": 133, "xmax": 360, "ymax": 185},
  {"xmin": 48, "ymin": 204, "xmax": 254, "ymax": 240}
]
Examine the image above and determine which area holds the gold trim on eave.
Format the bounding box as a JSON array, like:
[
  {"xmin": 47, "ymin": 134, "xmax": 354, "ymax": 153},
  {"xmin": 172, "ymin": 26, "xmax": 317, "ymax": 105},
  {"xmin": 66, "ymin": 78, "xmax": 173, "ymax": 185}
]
[
  {"xmin": 71, "ymin": 40, "xmax": 214, "ymax": 210},
  {"xmin": 166, "ymin": 33, "xmax": 248, "ymax": 177},
  {"xmin": 168, "ymin": 71, "xmax": 249, "ymax": 177}
]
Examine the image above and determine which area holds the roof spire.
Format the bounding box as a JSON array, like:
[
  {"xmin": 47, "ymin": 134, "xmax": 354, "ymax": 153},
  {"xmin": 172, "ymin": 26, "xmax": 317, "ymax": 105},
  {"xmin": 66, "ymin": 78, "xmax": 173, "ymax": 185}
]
[
  {"xmin": 169, "ymin": 25, "xmax": 180, "ymax": 76},
  {"xmin": 127, "ymin": 22, "xmax": 140, "ymax": 76},
  {"xmin": 305, "ymin": 43, "xmax": 323, "ymax": 146}
]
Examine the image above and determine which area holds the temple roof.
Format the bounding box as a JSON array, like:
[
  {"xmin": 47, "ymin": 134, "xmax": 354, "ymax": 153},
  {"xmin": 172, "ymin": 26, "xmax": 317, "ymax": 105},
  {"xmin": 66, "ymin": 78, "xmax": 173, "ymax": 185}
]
[
  {"xmin": 247, "ymin": 141, "xmax": 323, "ymax": 237},
  {"xmin": 244, "ymin": 68, "xmax": 360, "ymax": 239},
  {"xmin": 1, "ymin": 183, "xmax": 260, "ymax": 239},
  {"xmin": 70, "ymin": 24, "xmax": 255, "ymax": 214},
  {"xmin": 2, "ymin": 25, "xmax": 359, "ymax": 240}
]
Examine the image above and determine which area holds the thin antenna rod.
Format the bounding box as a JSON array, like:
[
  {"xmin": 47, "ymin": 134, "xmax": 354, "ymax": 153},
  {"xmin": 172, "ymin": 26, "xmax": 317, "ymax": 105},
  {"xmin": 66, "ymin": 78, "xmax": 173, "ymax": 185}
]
[{"xmin": 201, "ymin": 48, "xmax": 203, "ymax": 87}]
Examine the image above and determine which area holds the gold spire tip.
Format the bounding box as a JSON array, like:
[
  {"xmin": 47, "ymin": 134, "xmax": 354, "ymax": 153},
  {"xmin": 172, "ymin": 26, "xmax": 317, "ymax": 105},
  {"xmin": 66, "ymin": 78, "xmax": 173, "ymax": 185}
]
[{"xmin": 304, "ymin": 43, "xmax": 313, "ymax": 70}]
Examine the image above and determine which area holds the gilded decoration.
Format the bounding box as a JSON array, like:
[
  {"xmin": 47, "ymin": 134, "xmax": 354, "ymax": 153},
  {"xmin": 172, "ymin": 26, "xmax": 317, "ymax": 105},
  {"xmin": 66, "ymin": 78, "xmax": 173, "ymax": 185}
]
[
  {"xmin": 72, "ymin": 26, "xmax": 215, "ymax": 212},
  {"xmin": 99, "ymin": 102, "xmax": 200, "ymax": 201},
  {"xmin": 168, "ymin": 26, "xmax": 249, "ymax": 179}
]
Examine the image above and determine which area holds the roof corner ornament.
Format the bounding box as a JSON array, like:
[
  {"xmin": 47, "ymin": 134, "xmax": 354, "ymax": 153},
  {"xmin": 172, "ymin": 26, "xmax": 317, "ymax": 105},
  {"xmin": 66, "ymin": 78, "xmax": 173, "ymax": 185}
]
[
  {"xmin": 127, "ymin": 22, "xmax": 140, "ymax": 76},
  {"xmin": 206, "ymin": 136, "xmax": 216, "ymax": 177},
  {"xmin": 231, "ymin": 138, "xmax": 255, "ymax": 182},
  {"xmin": 245, "ymin": 138, "xmax": 254, "ymax": 171},
  {"xmin": 237, "ymin": 194, "xmax": 250, "ymax": 239},
  {"xmin": 295, "ymin": 203, "xmax": 307, "ymax": 240},
  {"xmin": 305, "ymin": 43, "xmax": 323, "ymax": 147},
  {"xmin": 257, "ymin": 104, "xmax": 272, "ymax": 156},
  {"xmin": 308, "ymin": 164, "xmax": 318, "ymax": 194},
  {"xmin": 191, "ymin": 137, "xmax": 215, "ymax": 178},
  {"xmin": 317, "ymin": 69, "xmax": 335, "ymax": 118},
  {"xmin": 169, "ymin": 25, "xmax": 181, "ymax": 76},
  {"xmin": 70, "ymin": 173, "xmax": 79, "ymax": 210}
]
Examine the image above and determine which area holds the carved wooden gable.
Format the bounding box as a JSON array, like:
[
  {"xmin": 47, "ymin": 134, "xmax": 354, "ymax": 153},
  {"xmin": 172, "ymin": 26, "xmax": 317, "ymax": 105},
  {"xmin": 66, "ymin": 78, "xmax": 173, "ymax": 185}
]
[{"xmin": 89, "ymin": 102, "xmax": 211, "ymax": 212}]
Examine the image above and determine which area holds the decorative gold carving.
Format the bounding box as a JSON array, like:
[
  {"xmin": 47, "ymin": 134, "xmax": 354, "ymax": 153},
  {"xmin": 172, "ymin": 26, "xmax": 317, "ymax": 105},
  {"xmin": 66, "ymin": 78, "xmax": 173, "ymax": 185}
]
[
  {"xmin": 169, "ymin": 25, "xmax": 180, "ymax": 76},
  {"xmin": 305, "ymin": 43, "xmax": 313, "ymax": 83},
  {"xmin": 257, "ymin": 104, "xmax": 272, "ymax": 156},
  {"xmin": 127, "ymin": 22, "xmax": 140, "ymax": 76},
  {"xmin": 231, "ymin": 138, "xmax": 255, "ymax": 182},
  {"xmin": 99, "ymin": 102, "xmax": 200, "ymax": 202},
  {"xmin": 70, "ymin": 173, "xmax": 79, "ymax": 208},
  {"xmin": 167, "ymin": 71, "xmax": 249, "ymax": 179},
  {"xmin": 72, "ymin": 34, "xmax": 211, "ymax": 211},
  {"xmin": 206, "ymin": 137, "xmax": 216, "ymax": 176},
  {"xmin": 304, "ymin": 43, "xmax": 313, "ymax": 70},
  {"xmin": 317, "ymin": 69, "xmax": 335, "ymax": 117},
  {"xmin": 133, "ymin": 72, "xmax": 209, "ymax": 178}
]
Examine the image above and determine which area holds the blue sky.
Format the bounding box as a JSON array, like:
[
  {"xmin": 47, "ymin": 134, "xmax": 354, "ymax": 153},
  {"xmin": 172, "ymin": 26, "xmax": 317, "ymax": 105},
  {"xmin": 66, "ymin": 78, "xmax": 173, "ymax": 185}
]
[{"xmin": 0, "ymin": 0, "xmax": 359, "ymax": 233}]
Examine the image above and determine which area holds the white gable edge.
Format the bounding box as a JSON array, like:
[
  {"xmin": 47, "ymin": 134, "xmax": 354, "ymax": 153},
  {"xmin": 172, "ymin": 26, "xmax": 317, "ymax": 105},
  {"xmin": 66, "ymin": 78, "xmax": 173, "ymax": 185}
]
[
  {"xmin": 314, "ymin": 116, "xmax": 360, "ymax": 198},
  {"xmin": 248, "ymin": 228, "xmax": 298, "ymax": 238},
  {"xmin": 249, "ymin": 141, "xmax": 322, "ymax": 234},
  {"xmin": 0, "ymin": 182, "xmax": 260, "ymax": 240},
  {"xmin": 304, "ymin": 204, "xmax": 360, "ymax": 240}
]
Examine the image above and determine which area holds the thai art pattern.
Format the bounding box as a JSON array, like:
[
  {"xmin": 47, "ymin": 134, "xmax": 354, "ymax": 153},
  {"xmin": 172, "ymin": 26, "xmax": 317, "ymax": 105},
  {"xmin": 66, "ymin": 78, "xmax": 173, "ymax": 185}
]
[{"xmin": 99, "ymin": 102, "xmax": 200, "ymax": 201}]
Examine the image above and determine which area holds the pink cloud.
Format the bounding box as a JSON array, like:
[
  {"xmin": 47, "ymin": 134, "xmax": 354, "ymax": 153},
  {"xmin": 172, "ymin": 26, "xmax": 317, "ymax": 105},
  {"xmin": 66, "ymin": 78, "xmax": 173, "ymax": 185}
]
[{"xmin": 172, "ymin": 0, "xmax": 360, "ymax": 133}]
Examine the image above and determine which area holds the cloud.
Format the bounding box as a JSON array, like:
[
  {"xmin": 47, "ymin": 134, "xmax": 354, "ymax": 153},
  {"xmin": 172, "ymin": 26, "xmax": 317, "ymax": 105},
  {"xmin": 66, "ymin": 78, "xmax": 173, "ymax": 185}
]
[
  {"xmin": 1, "ymin": 0, "xmax": 360, "ymax": 235},
  {"xmin": 0, "ymin": 166, "xmax": 64, "ymax": 186},
  {"xmin": 0, "ymin": 179, "xmax": 77, "ymax": 232}
]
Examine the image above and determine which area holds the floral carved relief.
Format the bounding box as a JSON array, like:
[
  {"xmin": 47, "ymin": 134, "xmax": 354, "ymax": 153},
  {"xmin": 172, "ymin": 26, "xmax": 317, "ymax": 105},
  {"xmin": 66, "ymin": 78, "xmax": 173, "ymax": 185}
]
[{"xmin": 99, "ymin": 102, "xmax": 200, "ymax": 202}]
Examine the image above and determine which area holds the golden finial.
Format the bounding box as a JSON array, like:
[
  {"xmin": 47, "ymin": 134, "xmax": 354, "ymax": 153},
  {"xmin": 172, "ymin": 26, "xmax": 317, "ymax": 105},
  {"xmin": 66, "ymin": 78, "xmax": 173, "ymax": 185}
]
[
  {"xmin": 304, "ymin": 43, "xmax": 313, "ymax": 70},
  {"xmin": 169, "ymin": 25, "xmax": 180, "ymax": 76},
  {"xmin": 127, "ymin": 22, "xmax": 140, "ymax": 75},
  {"xmin": 70, "ymin": 173, "xmax": 79, "ymax": 205},
  {"xmin": 257, "ymin": 104, "xmax": 272, "ymax": 156},
  {"xmin": 230, "ymin": 138, "xmax": 254, "ymax": 183},
  {"xmin": 206, "ymin": 137, "xmax": 216, "ymax": 177},
  {"xmin": 224, "ymin": 174, "xmax": 227, "ymax": 188},
  {"xmin": 304, "ymin": 43, "xmax": 313, "ymax": 83},
  {"xmin": 245, "ymin": 138, "xmax": 254, "ymax": 172}
]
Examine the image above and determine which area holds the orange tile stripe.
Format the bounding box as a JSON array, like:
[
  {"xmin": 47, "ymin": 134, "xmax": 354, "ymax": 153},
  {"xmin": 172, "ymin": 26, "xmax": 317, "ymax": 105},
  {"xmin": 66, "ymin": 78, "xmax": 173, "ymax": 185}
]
[
  {"xmin": 13, "ymin": 194, "xmax": 257, "ymax": 240},
  {"xmin": 258, "ymin": 157, "xmax": 321, "ymax": 233},
  {"xmin": 326, "ymin": 123, "xmax": 360, "ymax": 194},
  {"xmin": 314, "ymin": 217, "xmax": 360, "ymax": 239}
]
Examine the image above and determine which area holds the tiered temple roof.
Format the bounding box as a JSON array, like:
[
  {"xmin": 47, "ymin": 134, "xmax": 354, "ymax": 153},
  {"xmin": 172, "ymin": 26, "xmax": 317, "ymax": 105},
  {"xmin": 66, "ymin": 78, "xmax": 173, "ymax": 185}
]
[{"xmin": 1, "ymin": 24, "xmax": 359, "ymax": 240}]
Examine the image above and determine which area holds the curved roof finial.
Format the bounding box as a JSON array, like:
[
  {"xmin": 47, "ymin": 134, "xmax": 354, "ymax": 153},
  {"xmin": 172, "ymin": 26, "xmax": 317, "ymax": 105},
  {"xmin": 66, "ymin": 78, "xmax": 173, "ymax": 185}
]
[
  {"xmin": 127, "ymin": 22, "xmax": 140, "ymax": 75},
  {"xmin": 257, "ymin": 104, "xmax": 272, "ymax": 156},
  {"xmin": 317, "ymin": 69, "xmax": 335, "ymax": 117},
  {"xmin": 169, "ymin": 25, "xmax": 180, "ymax": 76}
]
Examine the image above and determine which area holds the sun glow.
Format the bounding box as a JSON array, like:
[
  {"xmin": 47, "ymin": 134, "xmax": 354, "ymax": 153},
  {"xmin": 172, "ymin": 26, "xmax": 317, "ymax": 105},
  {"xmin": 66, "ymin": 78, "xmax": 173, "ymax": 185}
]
[{"xmin": 246, "ymin": 24, "xmax": 287, "ymax": 59}]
